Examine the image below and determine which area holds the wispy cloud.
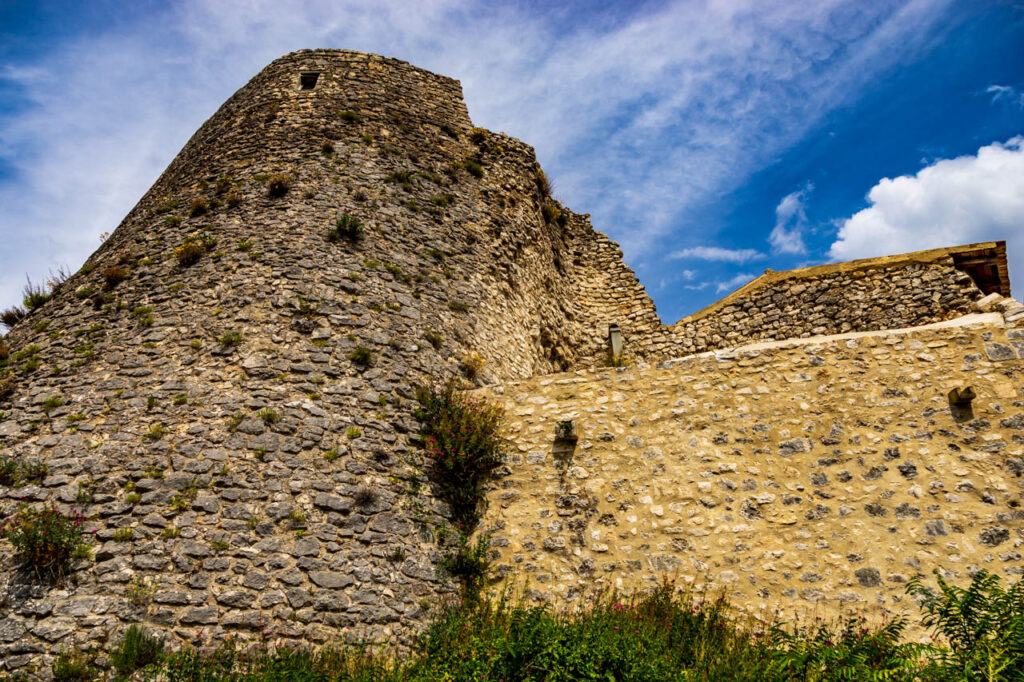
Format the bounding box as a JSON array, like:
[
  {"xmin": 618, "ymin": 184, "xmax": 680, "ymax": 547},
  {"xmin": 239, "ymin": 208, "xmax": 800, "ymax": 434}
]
[
  {"xmin": 716, "ymin": 272, "xmax": 758, "ymax": 293},
  {"xmin": 0, "ymin": 0, "xmax": 960, "ymax": 310},
  {"xmin": 769, "ymin": 183, "xmax": 813, "ymax": 255},
  {"xmin": 986, "ymin": 84, "xmax": 1024, "ymax": 108},
  {"xmin": 670, "ymin": 246, "xmax": 765, "ymax": 264}
]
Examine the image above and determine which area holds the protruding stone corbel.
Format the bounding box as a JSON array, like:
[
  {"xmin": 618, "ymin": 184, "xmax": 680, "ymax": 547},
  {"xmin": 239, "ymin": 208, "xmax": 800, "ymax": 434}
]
[{"xmin": 948, "ymin": 386, "xmax": 976, "ymax": 422}]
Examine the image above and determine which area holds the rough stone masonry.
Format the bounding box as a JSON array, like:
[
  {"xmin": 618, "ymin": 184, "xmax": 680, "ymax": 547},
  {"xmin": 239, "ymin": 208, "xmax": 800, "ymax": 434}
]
[{"xmin": 0, "ymin": 49, "xmax": 1019, "ymax": 675}]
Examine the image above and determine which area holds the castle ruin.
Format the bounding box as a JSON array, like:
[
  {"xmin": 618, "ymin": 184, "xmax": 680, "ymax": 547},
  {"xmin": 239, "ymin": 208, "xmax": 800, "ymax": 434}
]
[{"xmin": 0, "ymin": 50, "xmax": 1021, "ymax": 674}]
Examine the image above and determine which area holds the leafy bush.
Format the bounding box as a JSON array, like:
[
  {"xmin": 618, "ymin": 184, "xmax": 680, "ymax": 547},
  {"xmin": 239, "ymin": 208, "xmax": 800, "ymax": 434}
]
[
  {"xmin": 769, "ymin": 617, "xmax": 925, "ymax": 680},
  {"xmin": 267, "ymin": 172, "xmax": 291, "ymax": 197},
  {"xmin": 110, "ymin": 624, "xmax": 164, "ymax": 675},
  {"xmin": 42, "ymin": 571, "xmax": 1024, "ymax": 682},
  {"xmin": 327, "ymin": 213, "xmax": 364, "ymax": 242},
  {"xmin": 0, "ymin": 503, "xmax": 90, "ymax": 578},
  {"xmin": 413, "ymin": 381, "xmax": 505, "ymax": 531},
  {"xmin": 909, "ymin": 569, "xmax": 1024, "ymax": 680}
]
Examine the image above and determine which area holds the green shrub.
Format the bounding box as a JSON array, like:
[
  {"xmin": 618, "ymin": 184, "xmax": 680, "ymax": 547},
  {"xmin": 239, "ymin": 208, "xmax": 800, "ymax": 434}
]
[
  {"xmin": 22, "ymin": 278, "xmax": 51, "ymax": 311},
  {"xmin": 0, "ymin": 454, "xmax": 19, "ymax": 486},
  {"xmin": 327, "ymin": 213, "xmax": 364, "ymax": 241},
  {"xmin": 348, "ymin": 346, "xmax": 373, "ymax": 367},
  {"xmin": 110, "ymin": 624, "xmax": 164, "ymax": 675},
  {"xmin": 258, "ymin": 408, "xmax": 281, "ymax": 424},
  {"xmin": 0, "ymin": 455, "xmax": 47, "ymax": 486},
  {"xmin": 52, "ymin": 648, "xmax": 97, "ymax": 681},
  {"xmin": 0, "ymin": 503, "xmax": 90, "ymax": 578},
  {"xmin": 217, "ymin": 330, "xmax": 243, "ymax": 347},
  {"xmin": 909, "ymin": 569, "xmax": 1024, "ymax": 680},
  {"xmin": 41, "ymin": 395, "xmax": 64, "ymax": 412},
  {"xmin": 447, "ymin": 300, "xmax": 469, "ymax": 313},
  {"xmin": 338, "ymin": 110, "xmax": 363, "ymax": 123},
  {"xmin": 463, "ymin": 160, "xmax": 483, "ymax": 178},
  {"xmin": 413, "ymin": 380, "xmax": 505, "ymax": 532}
]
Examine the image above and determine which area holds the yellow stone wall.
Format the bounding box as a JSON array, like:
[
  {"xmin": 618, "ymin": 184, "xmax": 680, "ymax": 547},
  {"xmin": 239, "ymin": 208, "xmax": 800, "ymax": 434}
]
[{"xmin": 478, "ymin": 314, "xmax": 1024, "ymax": 631}]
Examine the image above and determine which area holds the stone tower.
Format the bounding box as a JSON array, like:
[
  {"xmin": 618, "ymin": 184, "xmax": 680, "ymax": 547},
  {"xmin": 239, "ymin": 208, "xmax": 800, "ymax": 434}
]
[{"xmin": 0, "ymin": 49, "xmax": 659, "ymax": 670}]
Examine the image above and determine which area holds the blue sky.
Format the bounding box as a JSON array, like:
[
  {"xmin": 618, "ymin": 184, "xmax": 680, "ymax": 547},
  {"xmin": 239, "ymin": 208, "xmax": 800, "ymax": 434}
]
[{"xmin": 1, "ymin": 0, "xmax": 1022, "ymax": 325}]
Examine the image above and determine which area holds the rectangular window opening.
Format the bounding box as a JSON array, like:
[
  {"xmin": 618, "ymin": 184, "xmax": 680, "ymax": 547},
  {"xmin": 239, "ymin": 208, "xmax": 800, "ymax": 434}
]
[{"xmin": 300, "ymin": 72, "xmax": 320, "ymax": 90}]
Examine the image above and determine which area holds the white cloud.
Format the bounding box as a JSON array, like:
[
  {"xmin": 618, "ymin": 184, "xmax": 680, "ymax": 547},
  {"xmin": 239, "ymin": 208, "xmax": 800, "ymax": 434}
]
[
  {"xmin": 0, "ymin": 0, "xmax": 959, "ymax": 310},
  {"xmin": 987, "ymin": 84, "xmax": 1024, "ymax": 109},
  {"xmin": 769, "ymin": 183, "xmax": 812, "ymax": 255},
  {"xmin": 829, "ymin": 137, "xmax": 1024, "ymax": 284},
  {"xmin": 716, "ymin": 272, "xmax": 758, "ymax": 293},
  {"xmin": 670, "ymin": 246, "xmax": 764, "ymax": 264}
]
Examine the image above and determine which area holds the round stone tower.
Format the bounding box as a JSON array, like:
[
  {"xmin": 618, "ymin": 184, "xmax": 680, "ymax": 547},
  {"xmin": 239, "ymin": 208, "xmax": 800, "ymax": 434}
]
[{"xmin": 0, "ymin": 49, "xmax": 661, "ymax": 672}]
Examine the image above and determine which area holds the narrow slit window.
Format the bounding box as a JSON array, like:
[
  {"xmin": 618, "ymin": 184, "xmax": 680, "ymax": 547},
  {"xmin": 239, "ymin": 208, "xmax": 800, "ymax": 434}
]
[{"xmin": 300, "ymin": 72, "xmax": 320, "ymax": 90}]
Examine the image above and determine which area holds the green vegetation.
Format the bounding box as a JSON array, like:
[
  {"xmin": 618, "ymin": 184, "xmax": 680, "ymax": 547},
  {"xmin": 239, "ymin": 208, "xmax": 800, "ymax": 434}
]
[
  {"xmin": 414, "ymin": 380, "xmax": 505, "ymax": 599},
  {"xmin": 348, "ymin": 346, "xmax": 373, "ymax": 367},
  {"xmin": 0, "ymin": 503, "xmax": 90, "ymax": 578},
  {"xmin": 217, "ymin": 330, "xmax": 243, "ymax": 347},
  {"xmin": 338, "ymin": 110, "xmax": 363, "ymax": 123},
  {"xmin": 44, "ymin": 570, "xmax": 1024, "ymax": 681},
  {"xmin": 327, "ymin": 213, "xmax": 364, "ymax": 241},
  {"xmin": 257, "ymin": 407, "xmax": 281, "ymax": 424},
  {"xmin": 22, "ymin": 278, "xmax": 51, "ymax": 311},
  {"xmin": 0, "ymin": 454, "xmax": 47, "ymax": 487},
  {"xmin": 174, "ymin": 230, "xmax": 216, "ymax": 266},
  {"xmin": 109, "ymin": 624, "xmax": 164, "ymax": 676}
]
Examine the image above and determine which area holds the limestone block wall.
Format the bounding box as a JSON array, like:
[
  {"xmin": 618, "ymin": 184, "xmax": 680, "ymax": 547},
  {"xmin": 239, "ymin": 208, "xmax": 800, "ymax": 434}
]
[{"xmin": 479, "ymin": 315, "xmax": 1024, "ymax": 631}]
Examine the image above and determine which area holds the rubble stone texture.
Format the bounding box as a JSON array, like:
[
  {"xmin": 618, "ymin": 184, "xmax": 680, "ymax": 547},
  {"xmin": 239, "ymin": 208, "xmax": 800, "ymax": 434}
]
[
  {"xmin": 480, "ymin": 314, "xmax": 1024, "ymax": 635},
  {"xmin": 0, "ymin": 49, "xmax": 1017, "ymax": 673}
]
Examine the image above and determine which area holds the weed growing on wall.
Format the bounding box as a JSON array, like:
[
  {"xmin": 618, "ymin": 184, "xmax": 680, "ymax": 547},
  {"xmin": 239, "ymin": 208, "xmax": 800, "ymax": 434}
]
[
  {"xmin": 414, "ymin": 380, "xmax": 505, "ymax": 598},
  {"xmin": 0, "ymin": 503, "xmax": 92, "ymax": 578}
]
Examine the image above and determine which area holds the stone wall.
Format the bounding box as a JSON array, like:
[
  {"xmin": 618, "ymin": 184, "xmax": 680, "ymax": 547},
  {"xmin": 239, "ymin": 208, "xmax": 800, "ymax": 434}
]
[
  {"xmin": 623, "ymin": 249, "xmax": 992, "ymax": 363},
  {"xmin": 479, "ymin": 314, "xmax": 1024, "ymax": 632},
  {"xmin": 0, "ymin": 48, "xmax": 1014, "ymax": 675},
  {"xmin": 0, "ymin": 49, "xmax": 659, "ymax": 673}
]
